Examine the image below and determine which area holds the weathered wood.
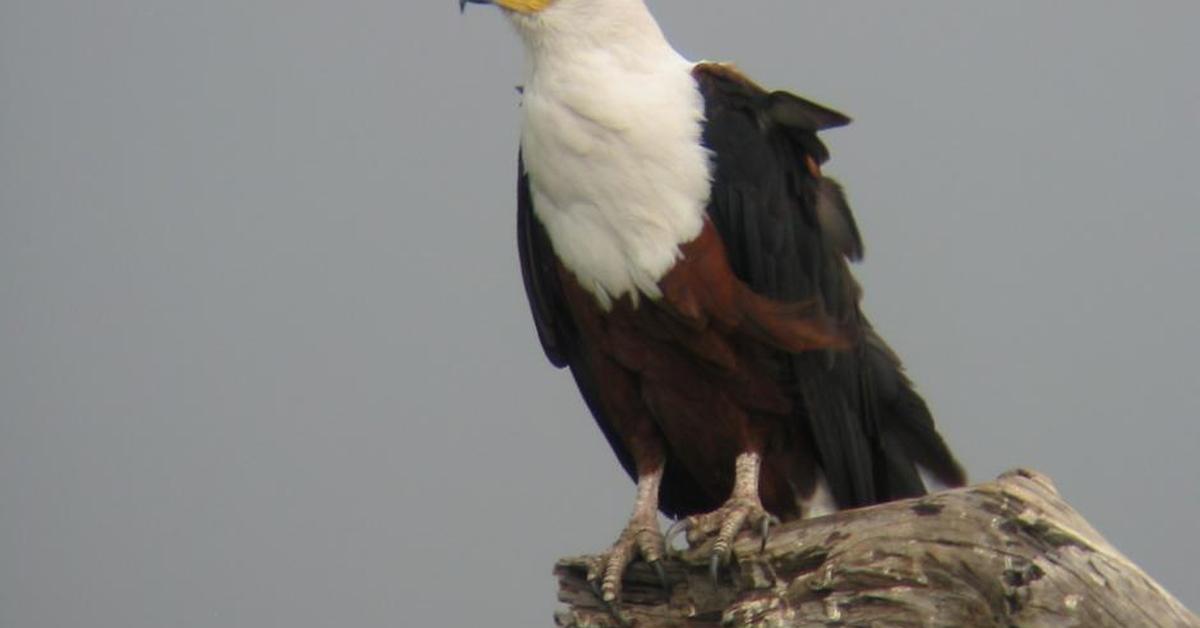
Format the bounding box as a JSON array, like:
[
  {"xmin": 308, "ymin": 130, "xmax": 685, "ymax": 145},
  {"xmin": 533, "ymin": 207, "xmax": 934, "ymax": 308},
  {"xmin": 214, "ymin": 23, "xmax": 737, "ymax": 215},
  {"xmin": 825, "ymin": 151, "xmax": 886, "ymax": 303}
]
[{"xmin": 555, "ymin": 469, "xmax": 1197, "ymax": 627}]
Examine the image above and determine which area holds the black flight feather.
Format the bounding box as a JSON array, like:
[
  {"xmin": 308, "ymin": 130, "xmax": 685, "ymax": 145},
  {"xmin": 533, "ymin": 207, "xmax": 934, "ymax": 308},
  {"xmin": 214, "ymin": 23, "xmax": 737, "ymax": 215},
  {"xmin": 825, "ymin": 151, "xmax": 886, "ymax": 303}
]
[{"xmin": 694, "ymin": 64, "xmax": 964, "ymax": 507}]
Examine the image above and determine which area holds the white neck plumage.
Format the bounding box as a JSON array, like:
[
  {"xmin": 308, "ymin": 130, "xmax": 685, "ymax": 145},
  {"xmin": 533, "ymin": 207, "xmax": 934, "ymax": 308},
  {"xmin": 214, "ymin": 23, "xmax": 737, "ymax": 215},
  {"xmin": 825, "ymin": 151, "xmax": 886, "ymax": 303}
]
[
  {"xmin": 507, "ymin": 0, "xmax": 714, "ymax": 309},
  {"xmin": 505, "ymin": 0, "xmax": 668, "ymax": 57}
]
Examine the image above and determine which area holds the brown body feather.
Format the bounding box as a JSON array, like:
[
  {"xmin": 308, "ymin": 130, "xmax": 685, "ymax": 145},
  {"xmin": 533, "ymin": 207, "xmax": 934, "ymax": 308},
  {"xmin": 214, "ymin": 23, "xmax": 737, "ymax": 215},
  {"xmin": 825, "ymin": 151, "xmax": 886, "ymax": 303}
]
[{"xmin": 555, "ymin": 220, "xmax": 847, "ymax": 519}]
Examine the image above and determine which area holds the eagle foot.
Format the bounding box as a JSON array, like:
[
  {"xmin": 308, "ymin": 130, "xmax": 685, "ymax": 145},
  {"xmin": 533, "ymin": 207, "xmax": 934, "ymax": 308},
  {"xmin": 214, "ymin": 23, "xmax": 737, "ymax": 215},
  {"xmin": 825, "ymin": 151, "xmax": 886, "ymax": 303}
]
[
  {"xmin": 665, "ymin": 497, "xmax": 779, "ymax": 584},
  {"xmin": 584, "ymin": 515, "xmax": 668, "ymax": 603}
]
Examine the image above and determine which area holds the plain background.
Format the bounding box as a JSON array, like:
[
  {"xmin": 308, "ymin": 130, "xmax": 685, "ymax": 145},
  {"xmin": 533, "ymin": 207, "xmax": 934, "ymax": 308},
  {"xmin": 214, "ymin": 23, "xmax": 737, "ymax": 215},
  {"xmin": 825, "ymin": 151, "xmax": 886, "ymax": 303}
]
[{"xmin": 2, "ymin": 1, "xmax": 1197, "ymax": 625}]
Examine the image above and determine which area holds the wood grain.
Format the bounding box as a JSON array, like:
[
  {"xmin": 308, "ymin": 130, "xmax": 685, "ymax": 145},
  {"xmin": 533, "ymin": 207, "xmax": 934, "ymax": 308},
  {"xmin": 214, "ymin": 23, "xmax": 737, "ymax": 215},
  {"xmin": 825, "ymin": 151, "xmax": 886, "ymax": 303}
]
[{"xmin": 554, "ymin": 469, "xmax": 1197, "ymax": 627}]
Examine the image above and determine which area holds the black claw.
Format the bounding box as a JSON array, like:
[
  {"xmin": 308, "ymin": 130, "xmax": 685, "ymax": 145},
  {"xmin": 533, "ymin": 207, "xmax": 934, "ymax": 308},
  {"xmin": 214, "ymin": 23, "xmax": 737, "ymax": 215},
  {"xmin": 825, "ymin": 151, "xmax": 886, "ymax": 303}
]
[
  {"xmin": 760, "ymin": 516, "xmax": 771, "ymax": 552},
  {"xmin": 588, "ymin": 576, "xmax": 604, "ymax": 601},
  {"xmin": 649, "ymin": 559, "xmax": 669, "ymax": 594},
  {"xmin": 709, "ymin": 552, "xmax": 722, "ymax": 586}
]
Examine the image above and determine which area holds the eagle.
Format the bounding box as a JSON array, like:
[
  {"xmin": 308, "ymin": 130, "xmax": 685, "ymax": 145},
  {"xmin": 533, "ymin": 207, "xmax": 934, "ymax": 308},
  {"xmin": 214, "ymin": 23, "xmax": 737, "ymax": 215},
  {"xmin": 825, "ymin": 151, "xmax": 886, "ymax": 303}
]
[{"xmin": 462, "ymin": 0, "xmax": 965, "ymax": 601}]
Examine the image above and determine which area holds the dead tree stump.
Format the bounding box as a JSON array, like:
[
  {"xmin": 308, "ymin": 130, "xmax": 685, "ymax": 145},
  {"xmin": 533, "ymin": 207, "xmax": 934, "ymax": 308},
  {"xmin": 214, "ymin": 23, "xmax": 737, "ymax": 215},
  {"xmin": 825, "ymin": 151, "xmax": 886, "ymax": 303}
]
[{"xmin": 554, "ymin": 469, "xmax": 1196, "ymax": 627}]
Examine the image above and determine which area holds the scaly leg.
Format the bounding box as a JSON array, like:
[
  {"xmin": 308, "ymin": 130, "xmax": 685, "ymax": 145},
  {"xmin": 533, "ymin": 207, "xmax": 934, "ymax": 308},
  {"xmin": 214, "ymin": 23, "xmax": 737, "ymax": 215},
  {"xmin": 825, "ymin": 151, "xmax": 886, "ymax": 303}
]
[
  {"xmin": 667, "ymin": 452, "xmax": 778, "ymax": 581},
  {"xmin": 585, "ymin": 465, "xmax": 668, "ymax": 603}
]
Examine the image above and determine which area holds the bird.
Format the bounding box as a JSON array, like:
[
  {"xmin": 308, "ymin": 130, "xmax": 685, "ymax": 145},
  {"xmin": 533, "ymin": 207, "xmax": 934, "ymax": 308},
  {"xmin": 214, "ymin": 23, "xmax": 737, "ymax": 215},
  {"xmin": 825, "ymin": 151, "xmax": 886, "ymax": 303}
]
[{"xmin": 461, "ymin": 0, "xmax": 966, "ymax": 602}]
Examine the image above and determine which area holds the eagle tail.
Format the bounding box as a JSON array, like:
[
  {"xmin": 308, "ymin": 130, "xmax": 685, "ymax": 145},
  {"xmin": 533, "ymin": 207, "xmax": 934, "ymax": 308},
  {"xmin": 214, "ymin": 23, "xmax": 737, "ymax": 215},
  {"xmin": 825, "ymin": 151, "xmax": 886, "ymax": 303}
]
[{"xmin": 863, "ymin": 334, "xmax": 967, "ymax": 500}]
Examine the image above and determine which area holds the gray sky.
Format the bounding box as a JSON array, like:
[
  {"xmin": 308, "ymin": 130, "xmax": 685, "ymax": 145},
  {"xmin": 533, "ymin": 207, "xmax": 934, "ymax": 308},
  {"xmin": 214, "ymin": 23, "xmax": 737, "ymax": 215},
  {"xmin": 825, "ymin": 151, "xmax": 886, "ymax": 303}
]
[{"xmin": 2, "ymin": 1, "xmax": 1197, "ymax": 626}]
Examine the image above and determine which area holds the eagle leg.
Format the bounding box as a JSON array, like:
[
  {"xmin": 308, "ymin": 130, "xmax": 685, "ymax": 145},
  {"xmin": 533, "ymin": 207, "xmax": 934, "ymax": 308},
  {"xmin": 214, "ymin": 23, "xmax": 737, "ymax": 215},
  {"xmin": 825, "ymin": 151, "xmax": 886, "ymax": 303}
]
[
  {"xmin": 668, "ymin": 452, "xmax": 778, "ymax": 581},
  {"xmin": 584, "ymin": 465, "xmax": 668, "ymax": 603}
]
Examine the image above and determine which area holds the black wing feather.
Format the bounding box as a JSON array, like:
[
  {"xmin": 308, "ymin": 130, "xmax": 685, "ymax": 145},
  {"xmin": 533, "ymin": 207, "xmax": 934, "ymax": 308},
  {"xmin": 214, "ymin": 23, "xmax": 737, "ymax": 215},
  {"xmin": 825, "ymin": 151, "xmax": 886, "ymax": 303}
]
[
  {"xmin": 695, "ymin": 65, "xmax": 964, "ymax": 507},
  {"xmin": 517, "ymin": 155, "xmax": 569, "ymax": 368}
]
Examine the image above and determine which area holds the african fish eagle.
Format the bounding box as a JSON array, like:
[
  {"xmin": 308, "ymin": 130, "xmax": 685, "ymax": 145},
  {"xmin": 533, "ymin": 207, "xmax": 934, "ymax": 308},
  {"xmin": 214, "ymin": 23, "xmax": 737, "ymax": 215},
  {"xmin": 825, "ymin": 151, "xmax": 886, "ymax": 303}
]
[{"xmin": 462, "ymin": 0, "xmax": 966, "ymax": 602}]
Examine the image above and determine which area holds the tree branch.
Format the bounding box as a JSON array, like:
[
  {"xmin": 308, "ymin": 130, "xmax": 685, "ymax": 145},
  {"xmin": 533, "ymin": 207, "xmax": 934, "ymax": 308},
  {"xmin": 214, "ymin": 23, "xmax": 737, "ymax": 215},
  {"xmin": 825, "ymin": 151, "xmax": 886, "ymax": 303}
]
[{"xmin": 554, "ymin": 469, "xmax": 1197, "ymax": 627}]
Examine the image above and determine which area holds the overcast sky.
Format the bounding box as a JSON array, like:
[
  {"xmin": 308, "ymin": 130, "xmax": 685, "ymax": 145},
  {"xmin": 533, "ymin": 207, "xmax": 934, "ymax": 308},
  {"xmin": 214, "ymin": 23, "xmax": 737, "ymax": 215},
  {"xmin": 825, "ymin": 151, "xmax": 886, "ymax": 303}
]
[{"xmin": 2, "ymin": 1, "xmax": 1197, "ymax": 626}]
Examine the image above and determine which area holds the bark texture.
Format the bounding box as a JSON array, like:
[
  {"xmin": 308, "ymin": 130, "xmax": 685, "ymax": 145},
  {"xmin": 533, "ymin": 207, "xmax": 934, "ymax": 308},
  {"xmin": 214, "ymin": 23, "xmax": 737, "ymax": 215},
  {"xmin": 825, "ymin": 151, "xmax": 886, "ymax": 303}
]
[{"xmin": 554, "ymin": 469, "xmax": 1196, "ymax": 627}]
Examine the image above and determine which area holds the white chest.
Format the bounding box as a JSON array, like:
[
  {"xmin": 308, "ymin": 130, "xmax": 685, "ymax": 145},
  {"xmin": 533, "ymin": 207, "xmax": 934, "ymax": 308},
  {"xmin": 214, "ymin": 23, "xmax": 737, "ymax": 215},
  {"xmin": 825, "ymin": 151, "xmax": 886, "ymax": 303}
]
[{"xmin": 519, "ymin": 57, "xmax": 713, "ymax": 309}]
